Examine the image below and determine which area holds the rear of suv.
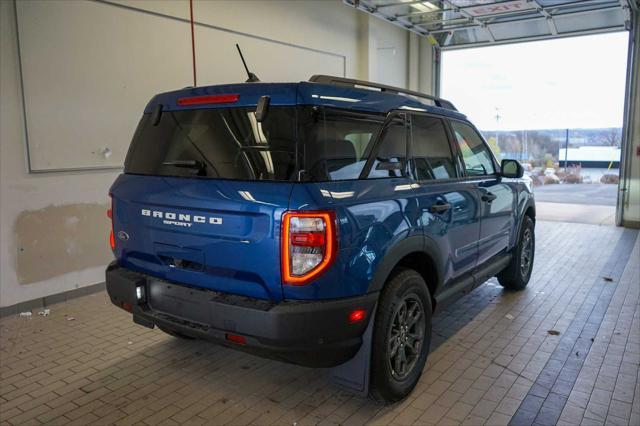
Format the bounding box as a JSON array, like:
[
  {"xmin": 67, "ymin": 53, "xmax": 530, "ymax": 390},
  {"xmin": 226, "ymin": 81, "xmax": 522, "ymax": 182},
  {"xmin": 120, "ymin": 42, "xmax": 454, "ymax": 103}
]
[{"xmin": 106, "ymin": 75, "xmax": 535, "ymax": 403}]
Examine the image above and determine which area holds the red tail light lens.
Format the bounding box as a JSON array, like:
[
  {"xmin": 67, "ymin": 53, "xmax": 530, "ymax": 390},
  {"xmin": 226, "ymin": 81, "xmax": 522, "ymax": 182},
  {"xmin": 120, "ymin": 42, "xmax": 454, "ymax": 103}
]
[
  {"xmin": 281, "ymin": 211, "xmax": 336, "ymax": 285},
  {"xmin": 177, "ymin": 94, "xmax": 240, "ymax": 106},
  {"xmin": 108, "ymin": 196, "xmax": 115, "ymax": 251},
  {"xmin": 349, "ymin": 309, "xmax": 367, "ymax": 323},
  {"xmin": 225, "ymin": 333, "xmax": 247, "ymax": 345}
]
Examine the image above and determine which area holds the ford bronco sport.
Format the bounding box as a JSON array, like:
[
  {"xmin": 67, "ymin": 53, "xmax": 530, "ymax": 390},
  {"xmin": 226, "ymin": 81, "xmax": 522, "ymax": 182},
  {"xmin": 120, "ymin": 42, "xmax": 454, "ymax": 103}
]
[{"xmin": 106, "ymin": 75, "xmax": 535, "ymax": 403}]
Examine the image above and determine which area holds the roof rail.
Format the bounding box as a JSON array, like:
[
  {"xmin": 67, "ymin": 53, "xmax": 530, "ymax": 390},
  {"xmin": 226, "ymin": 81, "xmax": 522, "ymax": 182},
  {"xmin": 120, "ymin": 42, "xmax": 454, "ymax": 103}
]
[{"xmin": 309, "ymin": 75, "xmax": 457, "ymax": 111}]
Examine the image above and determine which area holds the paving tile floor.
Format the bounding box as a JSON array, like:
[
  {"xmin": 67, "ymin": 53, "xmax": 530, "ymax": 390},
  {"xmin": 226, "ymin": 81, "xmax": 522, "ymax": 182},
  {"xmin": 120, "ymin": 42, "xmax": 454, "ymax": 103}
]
[{"xmin": 0, "ymin": 221, "xmax": 638, "ymax": 426}]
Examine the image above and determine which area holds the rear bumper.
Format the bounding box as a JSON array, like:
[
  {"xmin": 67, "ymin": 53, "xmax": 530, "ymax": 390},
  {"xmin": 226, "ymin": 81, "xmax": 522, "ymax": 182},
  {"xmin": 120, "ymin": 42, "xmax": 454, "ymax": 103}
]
[{"xmin": 105, "ymin": 262, "xmax": 377, "ymax": 367}]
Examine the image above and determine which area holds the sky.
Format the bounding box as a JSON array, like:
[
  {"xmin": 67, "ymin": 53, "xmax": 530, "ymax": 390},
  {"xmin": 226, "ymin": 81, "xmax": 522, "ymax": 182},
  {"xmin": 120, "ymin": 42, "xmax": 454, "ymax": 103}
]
[{"xmin": 441, "ymin": 32, "xmax": 629, "ymax": 131}]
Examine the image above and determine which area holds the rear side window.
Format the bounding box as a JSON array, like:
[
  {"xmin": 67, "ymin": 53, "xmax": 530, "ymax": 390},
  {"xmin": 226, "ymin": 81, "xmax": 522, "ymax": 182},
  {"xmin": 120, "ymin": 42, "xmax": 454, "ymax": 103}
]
[
  {"xmin": 450, "ymin": 121, "xmax": 496, "ymax": 176},
  {"xmin": 411, "ymin": 115, "xmax": 456, "ymax": 180},
  {"xmin": 367, "ymin": 115, "xmax": 408, "ymax": 179},
  {"xmin": 300, "ymin": 108, "xmax": 383, "ymax": 181},
  {"xmin": 125, "ymin": 107, "xmax": 297, "ymax": 181}
]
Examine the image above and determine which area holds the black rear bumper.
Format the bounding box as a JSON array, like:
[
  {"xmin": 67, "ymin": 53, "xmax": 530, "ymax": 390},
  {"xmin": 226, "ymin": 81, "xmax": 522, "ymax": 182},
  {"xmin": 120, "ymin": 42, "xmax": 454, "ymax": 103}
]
[{"xmin": 105, "ymin": 262, "xmax": 377, "ymax": 367}]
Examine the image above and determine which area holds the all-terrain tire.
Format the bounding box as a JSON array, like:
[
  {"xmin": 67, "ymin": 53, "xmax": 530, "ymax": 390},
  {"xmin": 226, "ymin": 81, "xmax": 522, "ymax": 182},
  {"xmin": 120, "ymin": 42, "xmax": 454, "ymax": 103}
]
[
  {"xmin": 369, "ymin": 268, "xmax": 432, "ymax": 404},
  {"xmin": 498, "ymin": 215, "xmax": 535, "ymax": 290}
]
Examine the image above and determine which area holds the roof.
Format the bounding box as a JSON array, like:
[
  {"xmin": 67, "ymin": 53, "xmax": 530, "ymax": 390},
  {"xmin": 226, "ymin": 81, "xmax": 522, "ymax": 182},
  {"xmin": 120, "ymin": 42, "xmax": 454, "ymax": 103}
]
[{"xmin": 144, "ymin": 81, "xmax": 468, "ymax": 120}]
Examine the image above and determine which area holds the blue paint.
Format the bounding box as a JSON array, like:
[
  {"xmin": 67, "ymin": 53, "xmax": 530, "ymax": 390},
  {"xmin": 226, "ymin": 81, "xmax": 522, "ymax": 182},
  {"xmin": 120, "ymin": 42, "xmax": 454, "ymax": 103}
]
[
  {"xmin": 145, "ymin": 81, "xmax": 467, "ymax": 120},
  {"xmin": 111, "ymin": 79, "xmax": 533, "ymax": 305}
]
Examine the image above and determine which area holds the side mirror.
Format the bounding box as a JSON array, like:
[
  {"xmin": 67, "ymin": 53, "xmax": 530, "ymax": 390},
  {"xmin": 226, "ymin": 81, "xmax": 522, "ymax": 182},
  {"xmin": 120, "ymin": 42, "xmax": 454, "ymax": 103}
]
[{"xmin": 501, "ymin": 159, "xmax": 524, "ymax": 178}]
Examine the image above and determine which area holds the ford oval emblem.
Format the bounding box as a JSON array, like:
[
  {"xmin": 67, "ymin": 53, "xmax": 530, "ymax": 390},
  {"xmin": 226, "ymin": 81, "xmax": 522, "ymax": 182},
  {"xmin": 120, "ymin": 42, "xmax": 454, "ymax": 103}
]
[{"xmin": 117, "ymin": 231, "xmax": 130, "ymax": 241}]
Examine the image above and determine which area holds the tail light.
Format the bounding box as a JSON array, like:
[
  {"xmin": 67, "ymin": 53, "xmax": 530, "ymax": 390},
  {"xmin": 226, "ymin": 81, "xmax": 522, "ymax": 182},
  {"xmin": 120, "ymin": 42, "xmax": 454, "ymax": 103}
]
[
  {"xmin": 349, "ymin": 309, "xmax": 367, "ymax": 323},
  {"xmin": 281, "ymin": 211, "xmax": 336, "ymax": 285},
  {"xmin": 108, "ymin": 195, "xmax": 115, "ymax": 251},
  {"xmin": 177, "ymin": 94, "xmax": 239, "ymax": 106},
  {"xmin": 225, "ymin": 333, "xmax": 247, "ymax": 345}
]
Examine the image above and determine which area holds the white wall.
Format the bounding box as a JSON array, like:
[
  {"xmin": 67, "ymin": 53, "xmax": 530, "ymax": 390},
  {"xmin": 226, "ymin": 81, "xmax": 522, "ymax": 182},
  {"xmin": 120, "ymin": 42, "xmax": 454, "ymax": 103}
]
[
  {"xmin": 369, "ymin": 16, "xmax": 410, "ymax": 88},
  {"xmin": 16, "ymin": 0, "xmax": 346, "ymax": 171},
  {"xmin": 1, "ymin": 0, "xmax": 435, "ymax": 308}
]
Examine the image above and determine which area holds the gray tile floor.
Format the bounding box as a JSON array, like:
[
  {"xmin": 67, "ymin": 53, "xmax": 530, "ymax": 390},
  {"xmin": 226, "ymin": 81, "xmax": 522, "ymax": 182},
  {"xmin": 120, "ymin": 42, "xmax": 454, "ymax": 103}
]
[{"xmin": 1, "ymin": 221, "xmax": 638, "ymax": 425}]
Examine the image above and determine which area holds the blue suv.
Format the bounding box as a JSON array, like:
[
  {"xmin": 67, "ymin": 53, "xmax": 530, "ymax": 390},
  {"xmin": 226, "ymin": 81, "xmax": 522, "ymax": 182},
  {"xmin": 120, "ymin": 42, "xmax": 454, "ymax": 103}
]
[{"xmin": 106, "ymin": 75, "xmax": 535, "ymax": 403}]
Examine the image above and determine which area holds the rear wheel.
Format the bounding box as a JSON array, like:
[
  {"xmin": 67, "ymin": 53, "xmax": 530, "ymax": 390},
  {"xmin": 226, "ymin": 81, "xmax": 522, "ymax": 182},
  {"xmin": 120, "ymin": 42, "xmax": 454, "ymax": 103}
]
[
  {"xmin": 498, "ymin": 215, "xmax": 535, "ymax": 290},
  {"xmin": 370, "ymin": 268, "xmax": 432, "ymax": 404}
]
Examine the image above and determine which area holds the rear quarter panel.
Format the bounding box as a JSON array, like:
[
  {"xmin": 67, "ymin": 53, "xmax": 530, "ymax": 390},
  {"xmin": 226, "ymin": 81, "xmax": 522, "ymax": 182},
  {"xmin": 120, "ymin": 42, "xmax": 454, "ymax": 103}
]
[{"xmin": 286, "ymin": 178, "xmax": 422, "ymax": 300}]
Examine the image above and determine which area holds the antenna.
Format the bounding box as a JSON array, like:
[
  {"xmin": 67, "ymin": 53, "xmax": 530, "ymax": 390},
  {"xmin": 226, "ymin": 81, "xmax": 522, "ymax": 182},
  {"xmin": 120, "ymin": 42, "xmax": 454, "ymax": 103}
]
[{"xmin": 235, "ymin": 44, "xmax": 260, "ymax": 83}]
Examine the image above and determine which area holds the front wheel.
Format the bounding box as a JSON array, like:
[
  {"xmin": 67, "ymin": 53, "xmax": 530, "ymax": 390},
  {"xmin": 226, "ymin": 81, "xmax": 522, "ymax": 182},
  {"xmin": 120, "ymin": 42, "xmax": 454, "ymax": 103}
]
[
  {"xmin": 498, "ymin": 215, "xmax": 535, "ymax": 290},
  {"xmin": 369, "ymin": 268, "xmax": 432, "ymax": 404}
]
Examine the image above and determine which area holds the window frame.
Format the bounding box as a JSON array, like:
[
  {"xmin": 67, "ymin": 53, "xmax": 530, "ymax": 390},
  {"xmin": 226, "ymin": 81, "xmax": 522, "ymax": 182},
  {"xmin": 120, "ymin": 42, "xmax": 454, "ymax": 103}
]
[
  {"xmin": 446, "ymin": 118, "xmax": 501, "ymax": 180},
  {"xmin": 407, "ymin": 112, "xmax": 462, "ymax": 183}
]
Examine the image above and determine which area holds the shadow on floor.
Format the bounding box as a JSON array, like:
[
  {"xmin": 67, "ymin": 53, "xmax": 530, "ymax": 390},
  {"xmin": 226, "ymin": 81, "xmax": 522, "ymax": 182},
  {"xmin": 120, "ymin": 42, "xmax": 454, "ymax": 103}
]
[{"xmin": 81, "ymin": 277, "xmax": 510, "ymax": 424}]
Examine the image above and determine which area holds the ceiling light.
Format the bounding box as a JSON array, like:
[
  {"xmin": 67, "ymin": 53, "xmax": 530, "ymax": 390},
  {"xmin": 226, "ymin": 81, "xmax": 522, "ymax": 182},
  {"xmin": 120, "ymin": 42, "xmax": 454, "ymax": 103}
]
[{"xmin": 401, "ymin": 0, "xmax": 439, "ymax": 13}]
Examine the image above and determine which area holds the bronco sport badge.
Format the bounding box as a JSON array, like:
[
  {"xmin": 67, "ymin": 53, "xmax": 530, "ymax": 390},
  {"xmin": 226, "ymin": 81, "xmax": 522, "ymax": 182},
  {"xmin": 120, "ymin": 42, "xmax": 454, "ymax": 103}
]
[{"xmin": 141, "ymin": 209, "xmax": 223, "ymax": 228}]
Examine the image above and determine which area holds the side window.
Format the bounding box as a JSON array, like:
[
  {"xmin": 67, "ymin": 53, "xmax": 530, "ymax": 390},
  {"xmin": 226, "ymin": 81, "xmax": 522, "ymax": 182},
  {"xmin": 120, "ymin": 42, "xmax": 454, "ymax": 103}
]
[
  {"xmin": 368, "ymin": 115, "xmax": 407, "ymax": 179},
  {"xmin": 411, "ymin": 115, "xmax": 456, "ymax": 180},
  {"xmin": 301, "ymin": 108, "xmax": 382, "ymax": 181},
  {"xmin": 450, "ymin": 121, "xmax": 496, "ymax": 176}
]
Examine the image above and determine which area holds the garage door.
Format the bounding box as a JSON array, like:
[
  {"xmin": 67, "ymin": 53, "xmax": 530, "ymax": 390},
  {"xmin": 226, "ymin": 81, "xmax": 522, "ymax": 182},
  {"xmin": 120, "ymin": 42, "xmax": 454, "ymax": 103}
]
[{"xmin": 345, "ymin": 0, "xmax": 632, "ymax": 49}]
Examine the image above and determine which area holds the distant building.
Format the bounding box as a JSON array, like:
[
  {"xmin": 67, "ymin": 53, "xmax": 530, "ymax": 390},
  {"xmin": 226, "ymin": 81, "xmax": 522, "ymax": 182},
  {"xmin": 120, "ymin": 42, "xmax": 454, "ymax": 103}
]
[{"xmin": 558, "ymin": 146, "xmax": 620, "ymax": 168}]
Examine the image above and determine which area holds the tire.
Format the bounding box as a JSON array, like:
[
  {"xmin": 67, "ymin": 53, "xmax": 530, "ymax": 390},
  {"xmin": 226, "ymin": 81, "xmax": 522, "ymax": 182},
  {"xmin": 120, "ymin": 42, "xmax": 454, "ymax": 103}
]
[
  {"xmin": 498, "ymin": 215, "xmax": 535, "ymax": 291},
  {"xmin": 369, "ymin": 268, "xmax": 432, "ymax": 404},
  {"xmin": 158, "ymin": 326, "xmax": 194, "ymax": 340}
]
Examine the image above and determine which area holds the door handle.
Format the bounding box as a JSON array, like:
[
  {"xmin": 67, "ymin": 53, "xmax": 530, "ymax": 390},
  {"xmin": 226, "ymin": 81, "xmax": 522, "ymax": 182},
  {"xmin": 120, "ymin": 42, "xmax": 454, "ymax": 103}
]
[
  {"xmin": 481, "ymin": 192, "xmax": 497, "ymax": 203},
  {"xmin": 429, "ymin": 202, "xmax": 451, "ymax": 214}
]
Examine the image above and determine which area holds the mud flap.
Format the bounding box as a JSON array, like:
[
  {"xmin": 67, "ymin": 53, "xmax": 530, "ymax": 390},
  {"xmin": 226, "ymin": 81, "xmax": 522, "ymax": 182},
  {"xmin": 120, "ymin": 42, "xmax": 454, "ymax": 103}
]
[{"xmin": 328, "ymin": 306, "xmax": 375, "ymax": 397}]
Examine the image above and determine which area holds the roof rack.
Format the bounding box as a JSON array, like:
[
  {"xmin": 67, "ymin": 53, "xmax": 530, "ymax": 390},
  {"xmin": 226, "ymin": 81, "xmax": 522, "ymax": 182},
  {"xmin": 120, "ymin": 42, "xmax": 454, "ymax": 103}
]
[{"xmin": 309, "ymin": 75, "xmax": 457, "ymax": 111}]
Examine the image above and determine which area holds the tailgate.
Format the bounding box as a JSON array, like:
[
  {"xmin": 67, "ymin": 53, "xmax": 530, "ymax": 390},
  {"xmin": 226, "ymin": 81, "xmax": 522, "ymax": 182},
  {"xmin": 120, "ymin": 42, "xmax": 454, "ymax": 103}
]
[{"xmin": 110, "ymin": 174, "xmax": 292, "ymax": 302}]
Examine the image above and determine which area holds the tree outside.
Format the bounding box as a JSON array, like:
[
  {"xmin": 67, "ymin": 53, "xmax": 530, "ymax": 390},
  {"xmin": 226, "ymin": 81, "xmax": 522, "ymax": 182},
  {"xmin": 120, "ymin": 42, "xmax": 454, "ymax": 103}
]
[{"xmin": 486, "ymin": 136, "xmax": 501, "ymax": 159}]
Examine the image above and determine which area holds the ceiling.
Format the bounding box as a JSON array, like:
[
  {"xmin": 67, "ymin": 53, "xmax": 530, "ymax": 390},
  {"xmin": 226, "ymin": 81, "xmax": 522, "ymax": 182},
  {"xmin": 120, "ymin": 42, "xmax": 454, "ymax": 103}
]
[{"xmin": 344, "ymin": 0, "xmax": 635, "ymax": 49}]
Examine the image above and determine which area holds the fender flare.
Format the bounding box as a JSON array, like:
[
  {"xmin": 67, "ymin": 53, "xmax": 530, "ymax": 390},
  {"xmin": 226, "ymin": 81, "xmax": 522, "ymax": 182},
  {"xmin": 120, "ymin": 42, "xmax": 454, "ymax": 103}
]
[
  {"xmin": 367, "ymin": 235, "xmax": 444, "ymax": 295},
  {"xmin": 515, "ymin": 199, "xmax": 536, "ymax": 244}
]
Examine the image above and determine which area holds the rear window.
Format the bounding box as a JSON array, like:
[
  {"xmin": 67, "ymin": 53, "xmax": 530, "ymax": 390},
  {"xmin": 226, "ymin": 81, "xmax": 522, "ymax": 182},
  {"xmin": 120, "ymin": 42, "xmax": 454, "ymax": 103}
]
[
  {"xmin": 125, "ymin": 107, "xmax": 297, "ymax": 181},
  {"xmin": 125, "ymin": 106, "xmax": 387, "ymax": 182}
]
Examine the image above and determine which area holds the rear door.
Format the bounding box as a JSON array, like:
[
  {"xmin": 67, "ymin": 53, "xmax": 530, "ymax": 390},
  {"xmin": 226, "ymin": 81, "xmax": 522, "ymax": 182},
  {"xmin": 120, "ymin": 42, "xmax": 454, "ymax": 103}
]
[
  {"xmin": 409, "ymin": 114, "xmax": 481, "ymax": 284},
  {"xmin": 449, "ymin": 120, "xmax": 517, "ymax": 265},
  {"xmin": 110, "ymin": 106, "xmax": 298, "ymax": 302}
]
